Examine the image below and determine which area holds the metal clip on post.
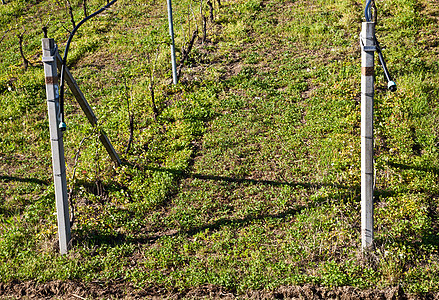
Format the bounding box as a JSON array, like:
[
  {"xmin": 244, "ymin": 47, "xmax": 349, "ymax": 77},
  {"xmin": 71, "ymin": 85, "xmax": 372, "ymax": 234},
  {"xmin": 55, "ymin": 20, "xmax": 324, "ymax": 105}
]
[{"xmin": 364, "ymin": 0, "xmax": 396, "ymax": 92}]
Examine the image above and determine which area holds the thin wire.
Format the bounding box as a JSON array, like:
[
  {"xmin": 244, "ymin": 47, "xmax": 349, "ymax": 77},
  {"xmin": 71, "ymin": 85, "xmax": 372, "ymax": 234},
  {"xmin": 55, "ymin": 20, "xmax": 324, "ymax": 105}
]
[{"xmin": 59, "ymin": 0, "xmax": 118, "ymax": 129}]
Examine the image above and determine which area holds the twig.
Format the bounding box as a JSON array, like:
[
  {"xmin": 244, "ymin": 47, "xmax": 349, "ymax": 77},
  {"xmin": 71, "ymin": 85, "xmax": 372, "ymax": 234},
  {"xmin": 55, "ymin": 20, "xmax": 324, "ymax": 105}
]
[
  {"xmin": 200, "ymin": 0, "xmax": 203, "ymax": 21},
  {"xmin": 71, "ymin": 294, "xmax": 87, "ymax": 300},
  {"xmin": 17, "ymin": 30, "xmax": 31, "ymax": 70},
  {"xmin": 147, "ymin": 45, "xmax": 161, "ymax": 119},
  {"xmin": 189, "ymin": 1, "xmax": 198, "ymax": 32},
  {"xmin": 186, "ymin": 4, "xmax": 190, "ymax": 43},
  {"xmin": 65, "ymin": 0, "xmax": 76, "ymax": 30},
  {"xmin": 202, "ymin": 16, "xmax": 207, "ymax": 43},
  {"xmin": 94, "ymin": 137, "xmax": 103, "ymax": 197},
  {"xmin": 68, "ymin": 133, "xmax": 96, "ymax": 226},
  {"xmin": 180, "ymin": 14, "xmax": 186, "ymax": 46},
  {"xmin": 178, "ymin": 29, "xmax": 198, "ymax": 77},
  {"xmin": 42, "ymin": 27, "xmax": 48, "ymax": 38},
  {"xmin": 207, "ymin": 0, "xmax": 213, "ymax": 22},
  {"xmin": 124, "ymin": 78, "xmax": 134, "ymax": 154},
  {"xmin": 82, "ymin": 0, "xmax": 88, "ymax": 17},
  {"xmin": 0, "ymin": 29, "xmax": 10, "ymax": 45},
  {"xmin": 60, "ymin": 22, "xmax": 72, "ymax": 34}
]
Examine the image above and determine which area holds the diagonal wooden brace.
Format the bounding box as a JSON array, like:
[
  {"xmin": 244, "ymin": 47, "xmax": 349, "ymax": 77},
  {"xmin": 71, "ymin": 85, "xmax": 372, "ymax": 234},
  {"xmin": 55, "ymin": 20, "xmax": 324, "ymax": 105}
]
[{"xmin": 55, "ymin": 53, "xmax": 121, "ymax": 166}]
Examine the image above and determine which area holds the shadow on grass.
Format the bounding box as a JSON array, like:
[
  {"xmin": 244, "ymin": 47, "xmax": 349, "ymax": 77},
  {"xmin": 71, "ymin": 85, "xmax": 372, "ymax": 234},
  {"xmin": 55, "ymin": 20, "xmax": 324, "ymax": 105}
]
[
  {"xmin": 387, "ymin": 161, "xmax": 439, "ymax": 175},
  {"xmin": 374, "ymin": 161, "xmax": 439, "ymax": 250},
  {"xmin": 72, "ymin": 165, "xmax": 358, "ymax": 248},
  {"xmin": 374, "ymin": 231, "xmax": 439, "ymax": 255},
  {"xmin": 143, "ymin": 165, "xmax": 352, "ymax": 190},
  {"xmin": 68, "ymin": 160, "xmax": 365, "ymax": 249},
  {"xmin": 374, "ymin": 160, "xmax": 439, "ymax": 201},
  {"xmin": 183, "ymin": 204, "xmax": 309, "ymax": 236},
  {"xmin": 0, "ymin": 175, "xmax": 49, "ymax": 186},
  {"xmin": 72, "ymin": 204, "xmax": 311, "ymax": 249}
]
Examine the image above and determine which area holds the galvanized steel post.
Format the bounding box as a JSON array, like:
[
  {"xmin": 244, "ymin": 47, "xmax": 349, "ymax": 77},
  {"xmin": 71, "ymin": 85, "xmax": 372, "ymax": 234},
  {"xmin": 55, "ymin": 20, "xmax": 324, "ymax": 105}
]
[
  {"xmin": 360, "ymin": 22, "xmax": 375, "ymax": 250},
  {"xmin": 42, "ymin": 38, "xmax": 71, "ymax": 254},
  {"xmin": 167, "ymin": 0, "xmax": 178, "ymax": 84}
]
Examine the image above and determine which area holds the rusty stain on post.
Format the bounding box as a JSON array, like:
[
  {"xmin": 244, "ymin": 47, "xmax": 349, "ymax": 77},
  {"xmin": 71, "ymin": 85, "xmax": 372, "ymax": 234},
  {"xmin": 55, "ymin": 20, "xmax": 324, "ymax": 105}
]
[
  {"xmin": 361, "ymin": 67, "xmax": 374, "ymax": 76},
  {"xmin": 45, "ymin": 76, "xmax": 58, "ymax": 85}
]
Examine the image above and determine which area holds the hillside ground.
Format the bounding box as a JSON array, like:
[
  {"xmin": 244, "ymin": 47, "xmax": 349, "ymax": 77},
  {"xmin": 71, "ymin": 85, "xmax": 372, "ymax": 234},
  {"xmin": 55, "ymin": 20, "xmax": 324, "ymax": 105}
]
[{"xmin": 1, "ymin": 0, "xmax": 439, "ymax": 298}]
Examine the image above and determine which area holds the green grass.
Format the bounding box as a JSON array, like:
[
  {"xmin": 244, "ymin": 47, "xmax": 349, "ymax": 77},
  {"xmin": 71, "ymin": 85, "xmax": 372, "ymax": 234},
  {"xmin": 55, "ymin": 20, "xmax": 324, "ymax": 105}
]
[{"xmin": 1, "ymin": 0, "xmax": 439, "ymax": 296}]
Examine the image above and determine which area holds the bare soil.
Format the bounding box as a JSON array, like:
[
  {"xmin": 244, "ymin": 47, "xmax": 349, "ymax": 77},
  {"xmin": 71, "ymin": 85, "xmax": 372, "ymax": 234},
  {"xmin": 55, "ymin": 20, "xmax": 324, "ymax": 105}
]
[{"xmin": 1, "ymin": 281, "xmax": 438, "ymax": 299}]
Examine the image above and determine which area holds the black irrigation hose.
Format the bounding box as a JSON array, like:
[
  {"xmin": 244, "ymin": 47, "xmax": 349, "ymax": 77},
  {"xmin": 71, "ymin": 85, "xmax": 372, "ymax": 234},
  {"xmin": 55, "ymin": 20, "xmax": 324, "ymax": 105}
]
[
  {"xmin": 59, "ymin": 0, "xmax": 118, "ymax": 131},
  {"xmin": 364, "ymin": 0, "xmax": 373, "ymax": 22},
  {"xmin": 364, "ymin": 0, "xmax": 397, "ymax": 92},
  {"xmin": 375, "ymin": 39, "xmax": 397, "ymax": 92}
]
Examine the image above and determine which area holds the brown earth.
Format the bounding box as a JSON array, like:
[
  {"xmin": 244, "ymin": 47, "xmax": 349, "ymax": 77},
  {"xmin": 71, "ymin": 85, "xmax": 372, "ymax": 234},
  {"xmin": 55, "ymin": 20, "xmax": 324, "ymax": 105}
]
[{"xmin": 1, "ymin": 281, "xmax": 438, "ymax": 299}]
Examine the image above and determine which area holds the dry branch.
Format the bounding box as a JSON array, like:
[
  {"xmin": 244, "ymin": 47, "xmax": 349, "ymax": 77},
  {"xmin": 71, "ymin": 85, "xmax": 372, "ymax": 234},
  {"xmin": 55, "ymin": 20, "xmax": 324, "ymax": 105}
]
[
  {"xmin": 178, "ymin": 29, "xmax": 198, "ymax": 76},
  {"xmin": 65, "ymin": 0, "xmax": 76, "ymax": 30},
  {"xmin": 17, "ymin": 31, "xmax": 31, "ymax": 70},
  {"xmin": 124, "ymin": 78, "xmax": 135, "ymax": 154},
  {"xmin": 0, "ymin": 29, "xmax": 10, "ymax": 44},
  {"xmin": 147, "ymin": 46, "xmax": 161, "ymax": 119},
  {"xmin": 207, "ymin": 0, "xmax": 214, "ymax": 22},
  {"xmin": 83, "ymin": 0, "xmax": 88, "ymax": 17}
]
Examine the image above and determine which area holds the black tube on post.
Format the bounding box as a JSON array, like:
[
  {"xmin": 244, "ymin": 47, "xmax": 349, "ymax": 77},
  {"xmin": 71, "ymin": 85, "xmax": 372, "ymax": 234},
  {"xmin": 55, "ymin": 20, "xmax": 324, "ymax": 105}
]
[
  {"xmin": 364, "ymin": 0, "xmax": 396, "ymax": 93},
  {"xmin": 375, "ymin": 39, "xmax": 397, "ymax": 92},
  {"xmin": 58, "ymin": 0, "xmax": 118, "ymax": 131}
]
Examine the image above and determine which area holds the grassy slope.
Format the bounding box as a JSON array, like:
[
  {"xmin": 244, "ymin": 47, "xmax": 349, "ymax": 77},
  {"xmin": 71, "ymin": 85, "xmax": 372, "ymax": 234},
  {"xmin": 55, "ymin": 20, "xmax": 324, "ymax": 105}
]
[{"xmin": 1, "ymin": 0, "xmax": 439, "ymax": 295}]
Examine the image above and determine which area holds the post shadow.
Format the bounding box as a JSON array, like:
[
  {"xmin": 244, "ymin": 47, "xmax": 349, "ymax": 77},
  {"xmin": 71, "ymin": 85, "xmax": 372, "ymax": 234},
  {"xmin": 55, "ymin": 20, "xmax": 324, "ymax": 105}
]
[
  {"xmin": 0, "ymin": 175, "xmax": 49, "ymax": 185},
  {"xmin": 138, "ymin": 164, "xmax": 352, "ymax": 191},
  {"xmin": 71, "ymin": 163, "xmax": 359, "ymax": 248}
]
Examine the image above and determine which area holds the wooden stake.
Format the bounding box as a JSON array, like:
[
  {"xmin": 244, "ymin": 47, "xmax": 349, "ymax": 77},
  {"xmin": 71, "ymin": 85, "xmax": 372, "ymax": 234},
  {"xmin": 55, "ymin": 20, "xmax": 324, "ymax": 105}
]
[{"xmin": 42, "ymin": 38, "xmax": 71, "ymax": 254}]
